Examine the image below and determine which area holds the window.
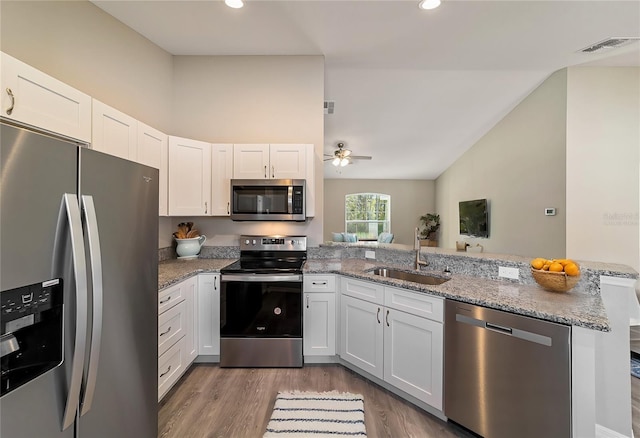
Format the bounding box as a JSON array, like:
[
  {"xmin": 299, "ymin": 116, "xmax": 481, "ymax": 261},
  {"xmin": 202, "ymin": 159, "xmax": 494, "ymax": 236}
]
[{"xmin": 345, "ymin": 193, "xmax": 391, "ymax": 240}]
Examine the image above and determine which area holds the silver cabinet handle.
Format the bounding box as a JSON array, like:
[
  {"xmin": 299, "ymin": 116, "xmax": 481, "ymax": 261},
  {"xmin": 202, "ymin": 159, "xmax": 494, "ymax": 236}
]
[
  {"xmin": 214, "ymin": 276, "xmax": 218, "ymax": 291},
  {"xmin": 377, "ymin": 307, "xmax": 381, "ymax": 324},
  {"xmin": 312, "ymin": 281, "xmax": 327, "ymax": 286},
  {"xmin": 306, "ymin": 294, "xmax": 310, "ymax": 309},
  {"xmin": 80, "ymin": 195, "xmax": 103, "ymax": 416},
  {"xmin": 271, "ymin": 165, "xmax": 275, "ymax": 178},
  {"xmin": 160, "ymin": 326, "xmax": 172, "ymax": 337},
  {"xmin": 205, "ymin": 201, "xmax": 208, "ymax": 214},
  {"xmin": 386, "ymin": 309, "xmax": 390, "ymax": 327},
  {"xmin": 160, "ymin": 296, "xmax": 171, "ymax": 304},
  {"xmin": 227, "ymin": 201, "xmax": 230, "ymax": 215},
  {"xmin": 159, "ymin": 365, "xmax": 172, "ymax": 378},
  {"xmin": 56, "ymin": 194, "xmax": 88, "ymax": 431},
  {"xmin": 6, "ymin": 88, "xmax": 14, "ymax": 115},
  {"xmin": 264, "ymin": 165, "xmax": 267, "ymax": 178}
]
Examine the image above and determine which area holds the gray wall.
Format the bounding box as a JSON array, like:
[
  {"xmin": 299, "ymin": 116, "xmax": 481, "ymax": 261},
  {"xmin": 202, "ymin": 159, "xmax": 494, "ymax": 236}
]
[
  {"xmin": 324, "ymin": 179, "xmax": 435, "ymax": 245},
  {"xmin": 435, "ymin": 69, "xmax": 567, "ymax": 258}
]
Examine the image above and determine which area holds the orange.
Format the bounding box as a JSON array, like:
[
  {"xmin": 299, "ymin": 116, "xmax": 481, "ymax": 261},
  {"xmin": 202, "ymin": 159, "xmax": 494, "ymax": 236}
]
[
  {"xmin": 548, "ymin": 262, "xmax": 564, "ymax": 272},
  {"xmin": 542, "ymin": 263, "xmax": 550, "ymax": 271},
  {"xmin": 530, "ymin": 258, "xmax": 545, "ymax": 270},
  {"xmin": 564, "ymin": 263, "xmax": 580, "ymax": 276}
]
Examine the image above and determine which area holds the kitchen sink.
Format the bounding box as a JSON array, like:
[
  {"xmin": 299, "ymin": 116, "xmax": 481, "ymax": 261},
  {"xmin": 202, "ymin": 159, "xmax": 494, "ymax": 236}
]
[{"xmin": 371, "ymin": 268, "xmax": 450, "ymax": 285}]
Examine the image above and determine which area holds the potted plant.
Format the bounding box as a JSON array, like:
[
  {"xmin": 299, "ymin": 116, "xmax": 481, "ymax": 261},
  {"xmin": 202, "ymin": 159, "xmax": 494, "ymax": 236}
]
[{"xmin": 418, "ymin": 213, "xmax": 440, "ymax": 247}]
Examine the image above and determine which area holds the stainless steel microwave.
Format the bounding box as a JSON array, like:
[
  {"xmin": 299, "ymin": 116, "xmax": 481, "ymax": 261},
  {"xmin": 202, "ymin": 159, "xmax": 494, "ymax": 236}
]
[{"xmin": 230, "ymin": 179, "xmax": 306, "ymax": 221}]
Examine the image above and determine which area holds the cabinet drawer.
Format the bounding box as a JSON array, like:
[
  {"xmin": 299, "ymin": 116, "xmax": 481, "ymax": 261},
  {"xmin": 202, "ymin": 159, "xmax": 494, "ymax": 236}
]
[
  {"xmin": 384, "ymin": 286, "xmax": 443, "ymax": 322},
  {"xmin": 340, "ymin": 277, "xmax": 384, "ymax": 304},
  {"xmin": 158, "ymin": 336, "xmax": 186, "ymax": 401},
  {"xmin": 159, "ymin": 282, "xmax": 187, "ymax": 314},
  {"xmin": 304, "ymin": 275, "xmax": 336, "ymax": 293},
  {"xmin": 158, "ymin": 301, "xmax": 186, "ymax": 356}
]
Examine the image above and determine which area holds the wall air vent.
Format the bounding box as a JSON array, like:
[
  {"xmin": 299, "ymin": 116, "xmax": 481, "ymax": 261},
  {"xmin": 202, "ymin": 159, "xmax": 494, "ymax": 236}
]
[
  {"xmin": 580, "ymin": 37, "xmax": 640, "ymax": 53},
  {"xmin": 324, "ymin": 101, "xmax": 335, "ymax": 115}
]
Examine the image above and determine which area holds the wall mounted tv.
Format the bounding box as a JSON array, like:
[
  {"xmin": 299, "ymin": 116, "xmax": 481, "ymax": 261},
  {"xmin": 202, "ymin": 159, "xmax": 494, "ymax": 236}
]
[{"xmin": 459, "ymin": 198, "xmax": 489, "ymax": 238}]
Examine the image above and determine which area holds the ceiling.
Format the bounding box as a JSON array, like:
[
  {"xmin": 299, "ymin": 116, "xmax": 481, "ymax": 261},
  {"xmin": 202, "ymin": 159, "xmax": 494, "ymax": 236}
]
[{"xmin": 92, "ymin": 0, "xmax": 640, "ymax": 180}]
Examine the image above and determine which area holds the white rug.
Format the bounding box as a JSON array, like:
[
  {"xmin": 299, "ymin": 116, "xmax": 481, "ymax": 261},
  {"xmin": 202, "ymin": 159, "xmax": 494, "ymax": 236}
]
[{"xmin": 264, "ymin": 391, "xmax": 367, "ymax": 437}]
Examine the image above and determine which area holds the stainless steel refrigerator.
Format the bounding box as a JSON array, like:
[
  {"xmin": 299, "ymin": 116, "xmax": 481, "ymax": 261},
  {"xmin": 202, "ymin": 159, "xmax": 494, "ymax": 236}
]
[{"xmin": 0, "ymin": 121, "xmax": 158, "ymax": 438}]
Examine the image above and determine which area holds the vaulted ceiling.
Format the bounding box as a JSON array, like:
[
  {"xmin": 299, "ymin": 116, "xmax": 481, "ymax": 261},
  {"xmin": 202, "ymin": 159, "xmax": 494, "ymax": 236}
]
[{"xmin": 92, "ymin": 0, "xmax": 640, "ymax": 179}]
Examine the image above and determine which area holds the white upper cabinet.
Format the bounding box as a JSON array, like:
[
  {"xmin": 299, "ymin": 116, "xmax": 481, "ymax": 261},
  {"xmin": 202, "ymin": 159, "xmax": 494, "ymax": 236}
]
[
  {"xmin": 233, "ymin": 144, "xmax": 270, "ymax": 179},
  {"xmin": 137, "ymin": 122, "xmax": 169, "ymax": 216},
  {"xmin": 233, "ymin": 144, "xmax": 307, "ymax": 180},
  {"xmin": 0, "ymin": 52, "xmax": 91, "ymax": 142},
  {"xmin": 92, "ymin": 99, "xmax": 137, "ymax": 160},
  {"xmin": 210, "ymin": 144, "xmax": 233, "ymax": 216},
  {"xmin": 269, "ymin": 144, "xmax": 307, "ymax": 179},
  {"xmin": 168, "ymin": 136, "xmax": 212, "ymax": 216}
]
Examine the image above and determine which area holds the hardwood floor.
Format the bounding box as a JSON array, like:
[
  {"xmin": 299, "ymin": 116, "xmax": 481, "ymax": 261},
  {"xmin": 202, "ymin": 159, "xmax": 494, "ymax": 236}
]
[
  {"xmin": 160, "ymin": 363, "xmax": 640, "ymax": 437},
  {"xmin": 158, "ymin": 364, "xmax": 477, "ymax": 438}
]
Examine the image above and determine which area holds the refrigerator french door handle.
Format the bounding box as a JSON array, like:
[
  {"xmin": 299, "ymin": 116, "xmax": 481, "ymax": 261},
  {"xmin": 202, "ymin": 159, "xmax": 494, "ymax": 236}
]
[
  {"xmin": 58, "ymin": 194, "xmax": 89, "ymax": 431},
  {"xmin": 80, "ymin": 195, "xmax": 103, "ymax": 416}
]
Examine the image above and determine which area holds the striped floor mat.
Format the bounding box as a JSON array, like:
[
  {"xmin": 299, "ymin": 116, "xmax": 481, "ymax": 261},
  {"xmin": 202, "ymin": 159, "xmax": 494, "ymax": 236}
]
[{"xmin": 264, "ymin": 391, "xmax": 367, "ymax": 437}]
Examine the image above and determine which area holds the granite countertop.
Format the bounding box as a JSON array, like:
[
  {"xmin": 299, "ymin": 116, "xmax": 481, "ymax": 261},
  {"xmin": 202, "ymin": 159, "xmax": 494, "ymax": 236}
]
[
  {"xmin": 159, "ymin": 258, "xmax": 236, "ymax": 290},
  {"xmin": 304, "ymin": 258, "xmax": 610, "ymax": 332}
]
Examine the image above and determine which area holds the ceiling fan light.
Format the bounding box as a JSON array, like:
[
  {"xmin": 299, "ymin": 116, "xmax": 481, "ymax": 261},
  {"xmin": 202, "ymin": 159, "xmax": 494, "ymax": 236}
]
[
  {"xmin": 332, "ymin": 157, "xmax": 341, "ymax": 166},
  {"xmin": 225, "ymin": 0, "xmax": 244, "ymax": 8},
  {"xmin": 419, "ymin": 0, "xmax": 440, "ymax": 10},
  {"xmin": 342, "ymin": 149, "xmax": 352, "ymax": 157},
  {"xmin": 340, "ymin": 158, "xmax": 349, "ymax": 167}
]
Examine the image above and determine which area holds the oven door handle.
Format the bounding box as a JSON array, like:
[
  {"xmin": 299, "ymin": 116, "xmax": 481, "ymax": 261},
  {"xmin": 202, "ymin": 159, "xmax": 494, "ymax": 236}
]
[{"xmin": 221, "ymin": 274, "xmax": 303, "ymax": 282}]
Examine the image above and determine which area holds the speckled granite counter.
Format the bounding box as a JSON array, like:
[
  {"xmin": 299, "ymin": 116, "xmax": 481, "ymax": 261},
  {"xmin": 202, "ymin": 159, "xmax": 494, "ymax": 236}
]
[
  {"xmin": 159, "ymin": 258, "xmax": 236, "ymax": 290},
  {"xmin": 304, "ymin": 258, "xmax": 611, "ymax": 332}
]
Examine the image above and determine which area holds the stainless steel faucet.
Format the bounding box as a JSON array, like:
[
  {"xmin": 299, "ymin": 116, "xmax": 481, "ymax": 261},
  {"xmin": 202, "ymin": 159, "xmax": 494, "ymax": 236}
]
[{"xmin": 414, "ymin": 227, "xmax": 428, "ymax": 270}]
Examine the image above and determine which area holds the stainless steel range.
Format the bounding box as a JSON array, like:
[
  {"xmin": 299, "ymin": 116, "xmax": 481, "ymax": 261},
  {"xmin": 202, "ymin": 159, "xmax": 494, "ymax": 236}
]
[{"xmin": 220, "ymin": 235, "xmax": 307, "ymax": 367}]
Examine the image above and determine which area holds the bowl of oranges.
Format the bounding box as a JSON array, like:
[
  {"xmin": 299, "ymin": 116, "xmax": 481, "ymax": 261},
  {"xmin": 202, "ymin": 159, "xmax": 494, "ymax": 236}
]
[{"xmin": 530, "ymin": 258, "xmax": 580, "ymax": 293}]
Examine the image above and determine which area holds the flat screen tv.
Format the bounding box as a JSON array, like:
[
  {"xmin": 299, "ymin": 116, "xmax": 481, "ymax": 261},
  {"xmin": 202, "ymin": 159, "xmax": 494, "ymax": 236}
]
[{"xmin": 459, "ymin": 199, "xmax": 489, "ymax": 238}]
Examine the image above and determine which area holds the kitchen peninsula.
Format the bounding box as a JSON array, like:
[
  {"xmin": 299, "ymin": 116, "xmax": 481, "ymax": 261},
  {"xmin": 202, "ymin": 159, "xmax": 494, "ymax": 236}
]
[{"xmin": 158, "ymin": 243, "xmax": 637, "ymax": 437}]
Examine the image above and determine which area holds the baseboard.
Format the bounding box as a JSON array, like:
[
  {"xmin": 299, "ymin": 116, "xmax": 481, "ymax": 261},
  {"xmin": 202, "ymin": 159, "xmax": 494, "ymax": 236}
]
[{"xmin": 596, "ymin": 423, "xmax": 631, "ymax": 438}]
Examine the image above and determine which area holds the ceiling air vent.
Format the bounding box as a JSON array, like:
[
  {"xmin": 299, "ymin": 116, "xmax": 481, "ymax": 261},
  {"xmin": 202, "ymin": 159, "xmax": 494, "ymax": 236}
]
[
  {"xmin": 580, "ymin": 37, "xmax": 640, "ymax": 53},
  {"xmin": 324, "ymin": 101, "xmax": 335, "ymax": 115}
]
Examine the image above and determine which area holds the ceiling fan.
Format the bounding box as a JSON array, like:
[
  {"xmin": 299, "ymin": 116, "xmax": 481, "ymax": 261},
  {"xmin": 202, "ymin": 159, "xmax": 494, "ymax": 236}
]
[{"xmin": 324, "ymin": 142, "xmax": 372, "ymax": 167}]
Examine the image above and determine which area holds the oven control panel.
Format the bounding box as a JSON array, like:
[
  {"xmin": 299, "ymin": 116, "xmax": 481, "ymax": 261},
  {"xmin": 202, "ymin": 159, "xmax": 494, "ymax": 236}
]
[{"xmin": 240, "ymin": 235, "xmax": 307, "ymax": 251}]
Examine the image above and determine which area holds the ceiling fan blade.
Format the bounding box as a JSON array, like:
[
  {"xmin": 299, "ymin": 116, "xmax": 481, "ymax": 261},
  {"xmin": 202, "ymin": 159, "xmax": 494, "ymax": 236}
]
[{"xmin": 350, "ymin": 155, "xmax": 372, "ymax": 160}]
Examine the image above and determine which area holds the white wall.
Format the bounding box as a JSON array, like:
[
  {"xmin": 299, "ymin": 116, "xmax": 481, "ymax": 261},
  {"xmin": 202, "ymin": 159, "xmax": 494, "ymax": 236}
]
[
  {"xmin": 435, "ymin": 70, "xmax": 567, "ymax": 258},
  {"xmin": 566, "ymin": 67, "xmax": 640, "ymax": 272},
  {"xmin": 169, "ymin": 55, "xmax": 325, "ymax": 246},
  {"xmin": 324, "ymin": 179, "xmax": 435, "ymax": 245}
]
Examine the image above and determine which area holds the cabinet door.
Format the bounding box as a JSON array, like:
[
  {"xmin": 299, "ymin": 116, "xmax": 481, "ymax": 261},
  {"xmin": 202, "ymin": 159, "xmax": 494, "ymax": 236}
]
[
  {"xmin": 233, "ymin": 144, "xmax": 269, "ymax": 179},
  {"xmin": 92, "ymin": 99, "xmax": 137, "ymax": 160},
  {"xmin": 383, "ymin": 309, "xmax": 443, "ymax": 410},
  {"xmin": 303, "ymin": 292, "xmax": 336, "ymax": 356},
  {"xmin": 0, "ymin": 52, "xmax": 92, "ymax": 142},
  {"xmin": 211, "ymin": 144, "xmax": 233, "ymax": 216},
  {"xmin": 168, "ymin": 136, "xmax": 211, "ymax": 216},
  {"xmin": 137, "ymin": 122, "xmax": 168, "ymax": 216},
  {"xmin": 269, "ymin": 144, "xmax": 306, "ymax": 179},
  {"xmin": 183, "ymin": 276, "xmax": 198, "ymax": 365},
  {"xmin": 340, "ymin": 295, "xmax": 384, "ymax": 379},
  {"xmin": 197, "ymin": 274, "xmax": 220, "ymax": 356},
  {"xmin": 304, "ymin": 144, "xmax": 316, "ymax": 217}
]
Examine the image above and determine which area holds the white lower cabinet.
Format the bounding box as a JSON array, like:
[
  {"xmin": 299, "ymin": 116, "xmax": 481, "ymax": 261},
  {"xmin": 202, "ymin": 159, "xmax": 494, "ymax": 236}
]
[
  {"xmin": 303, "ymin": 275, "xmax": 336, "ymax": 357},
  {"xmin": 197, "ymin": 274, "xmax": 220, "ymax": 356},
  {"xmin": 158, "ymin": 275, "xmax": 197, "ymax": 401},
  {"xmin": 339, "ymin": 277, "xmax": 444, "ymax": 410}
]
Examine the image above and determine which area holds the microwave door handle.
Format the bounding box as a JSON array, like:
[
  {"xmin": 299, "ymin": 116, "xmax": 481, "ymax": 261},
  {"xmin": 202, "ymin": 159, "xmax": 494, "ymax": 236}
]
[
  {"xmin": 79, "ymin": 195, "xmax": 103, "ymax": 416},
  {"xmin": 288, "ymin": 186, "xmax": 293, "ymax": 214},
  {"xmin": 56, "ymin": 194, "xmax": 89, "ymax": 431}
]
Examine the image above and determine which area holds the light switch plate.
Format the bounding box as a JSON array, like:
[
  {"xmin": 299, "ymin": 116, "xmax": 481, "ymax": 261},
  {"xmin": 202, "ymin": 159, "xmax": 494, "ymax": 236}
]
[
  {"xmin": 498, "ymin": 266, "xmax": 519, "ymax": 280},
  {"xmin": 365, "ymin": 250, "xmax": 376, "ymax": 259}
]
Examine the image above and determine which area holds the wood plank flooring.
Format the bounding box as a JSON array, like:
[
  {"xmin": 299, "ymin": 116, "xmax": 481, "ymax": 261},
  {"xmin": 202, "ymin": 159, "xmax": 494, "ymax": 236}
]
[{"xmin": 158, "ymin": 364, "xmax": 477, "ymax": 438}]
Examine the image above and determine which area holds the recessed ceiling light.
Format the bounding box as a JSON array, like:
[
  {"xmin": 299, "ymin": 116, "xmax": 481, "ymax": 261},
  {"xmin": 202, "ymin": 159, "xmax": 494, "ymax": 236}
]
[
  {"xmin": 419, "ymin": 0, "xmax": 441, "ymax": 10},
  {"xmin": 225, "ymin": 0, "xmax": 244, "ymax": 9}
]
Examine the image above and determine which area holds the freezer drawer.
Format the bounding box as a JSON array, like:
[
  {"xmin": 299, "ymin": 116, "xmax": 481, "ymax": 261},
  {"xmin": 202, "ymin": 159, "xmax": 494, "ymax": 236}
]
[{"xmin": 444, "ymin": 299, "xmax": 571, "ymax": 438}]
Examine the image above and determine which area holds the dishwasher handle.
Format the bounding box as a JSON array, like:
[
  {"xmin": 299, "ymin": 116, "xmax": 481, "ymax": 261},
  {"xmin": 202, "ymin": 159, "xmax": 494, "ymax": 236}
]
[{"xmin": 485, "ymin": 322, "xmax": 512, "ymax": 335}]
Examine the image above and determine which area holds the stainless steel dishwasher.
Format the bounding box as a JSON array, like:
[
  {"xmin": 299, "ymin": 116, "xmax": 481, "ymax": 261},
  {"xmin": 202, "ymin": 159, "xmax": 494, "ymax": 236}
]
[{"xmin": 444, "ymin": 299, "xmax": 571, "ymax": 438}]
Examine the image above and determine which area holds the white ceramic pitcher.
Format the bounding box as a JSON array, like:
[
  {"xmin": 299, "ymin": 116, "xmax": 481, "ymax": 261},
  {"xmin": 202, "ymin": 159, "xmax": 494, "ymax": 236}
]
[{"xmin": 175, "ymin": 235, "xmax": 206, "ymax": 258}]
